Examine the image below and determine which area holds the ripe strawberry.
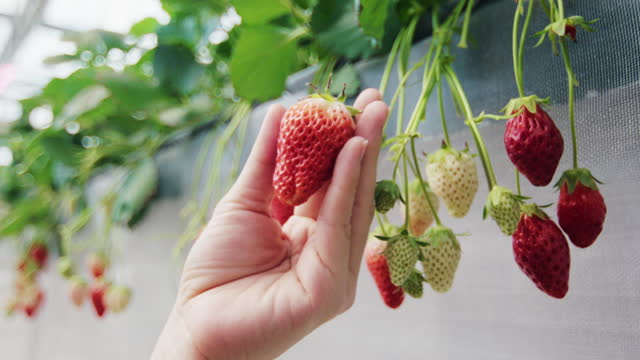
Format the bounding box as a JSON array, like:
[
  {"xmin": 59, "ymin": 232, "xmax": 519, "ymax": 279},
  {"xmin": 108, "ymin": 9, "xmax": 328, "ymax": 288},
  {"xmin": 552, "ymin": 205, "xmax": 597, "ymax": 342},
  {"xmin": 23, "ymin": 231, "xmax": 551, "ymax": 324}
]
[
  {"xmin": 90, "ymin": 281, "xmax": 108, "ymax": 317},
  {"xmin": 555, "ymin": 168, "xmax": 606, "ymax": 248},
  {"xmin": 270, "ymin": 196, "xmax": 293, "ymax": 225},
  {"xmin": 421, "ymin": 226, "xmax": 461, "ymax": 293},
  {"xmin": 29, "ymin": 243, "xmax": 48, "ymax": 269},
  {"xmin": 512, "ymin": 204, "xmax": 570, "ymax": 299},
  {"xmin": 273, "ymin": 94, "xmax": 357, "ymax": 206},
  {"xmin": 374, "ymin": 180, "xmax": 402, "ymax": 214},
  {"xmin": 484, "ymin": 186, "xmax": 525, "ymax": 236},
  {"xmin": 402, "ymin": 271, "xmax": 424, "ymax": 299},
  {"xmin": 383, "ymin": 233, "xmax": 420, "ymax": 286},
  {"xmin": 365, "ymin": 235, "xmax": 404, "ymax": 309},
  {"xmin": 504, "ymin": 103, "xmax": 564, "ymax": 186},
  {"xmin": 104, "ymin": 285, "xmax": 132, "ymax": 313},
  {"xmin": 68, "ymin": 277, "xmax": 87, "ymax": 307},
  {"xmin": 426, "ymin": 147, "xmax": 478, "ymax": 218},
  {"xmin": 86, "ymin": 252, "xmax": 109, "ymax": 279},
  {"xmin": 23, "ymin": 286, "xmax": 44, "ymax": 318},
  {"xmin": 405, "ymin": 179, "xmax": 439, "ymax": 236}
]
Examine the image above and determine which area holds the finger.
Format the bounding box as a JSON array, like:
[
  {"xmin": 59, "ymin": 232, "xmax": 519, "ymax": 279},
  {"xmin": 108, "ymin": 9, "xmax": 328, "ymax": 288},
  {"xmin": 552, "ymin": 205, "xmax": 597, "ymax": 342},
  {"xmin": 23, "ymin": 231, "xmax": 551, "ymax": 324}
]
[
  {"xmin": 295, "ymin": 88, "xmax": 382, "ymax": 219},
  {"xmin": 225, "ymin": 104, "xmax": 285, "ymax": 213},
  {"xmin": 312, "ymin": 136, "xmax": 368, "ymax": 274},
  {"xmin": 347, "ymin": 100, "xmax": 388, "ymax": 282}
]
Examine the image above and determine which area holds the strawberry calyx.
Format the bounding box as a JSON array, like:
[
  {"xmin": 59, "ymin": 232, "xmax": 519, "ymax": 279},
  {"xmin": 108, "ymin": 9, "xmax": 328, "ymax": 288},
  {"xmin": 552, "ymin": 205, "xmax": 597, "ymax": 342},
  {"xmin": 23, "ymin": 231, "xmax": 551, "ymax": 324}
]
[
  {"xmin": 308, "ymin": 92, "xmax": 361, "ymax": 117},
  {"xmin": 427, "ymin": 146, "xmax": 472, "ymax": 165},
  {"xmin": 424, "ymin": 225, "xmax": 459, "ymax": 250},
  {"xmin": 520, "ymin": 203, "xmax": 548, "ymax": 220},
  {"xmin": 483, "ymin": 186, "xmax": 528, "ymax": 219},
  {"xmin": 554, "ymin": 168, "xmax": 602, "ymax": 193},
  {"xmin": 502, "ymin": 95, "xmax": 549, "ymax": 116}
]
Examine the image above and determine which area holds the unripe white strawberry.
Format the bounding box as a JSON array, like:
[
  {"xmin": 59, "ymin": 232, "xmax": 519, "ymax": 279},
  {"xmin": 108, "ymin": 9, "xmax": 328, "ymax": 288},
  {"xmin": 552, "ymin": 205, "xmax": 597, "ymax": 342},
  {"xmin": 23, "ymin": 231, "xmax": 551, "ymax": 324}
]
[
  {"xmin": 383, "ymin": 233, "xmax": 420, "ymax": 286},
  {"xmin": 404, "ymin": 179, "xmax": 439, "ymax": 236},
  {"xmin": 426, "ymin": 147, "xmax": 478, "ymax": 218},
  {"xmin": 104, "ymin": 285, "xmax": 132, "ymax": 313},
  {"xmin": 421, "ymin": 226, "xmax": 461, "ymax": 293},
  {"xmin": 68, "ymin": 276, "xmax": 88, "ymax": 307}
]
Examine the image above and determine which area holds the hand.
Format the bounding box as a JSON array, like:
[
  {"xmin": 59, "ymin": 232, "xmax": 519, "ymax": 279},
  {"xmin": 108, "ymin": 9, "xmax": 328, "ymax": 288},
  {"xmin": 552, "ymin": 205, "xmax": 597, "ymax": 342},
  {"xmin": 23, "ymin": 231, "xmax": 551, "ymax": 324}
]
[{"xmin": 152, "ymin": 89, "xmax": 388, "ymax": 360}]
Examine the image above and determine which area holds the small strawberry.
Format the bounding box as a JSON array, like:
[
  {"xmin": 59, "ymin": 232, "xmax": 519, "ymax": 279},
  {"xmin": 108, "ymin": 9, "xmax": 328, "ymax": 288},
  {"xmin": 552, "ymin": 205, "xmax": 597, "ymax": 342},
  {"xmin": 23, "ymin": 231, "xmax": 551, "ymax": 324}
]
[
  {"xmin": 426, "ymin": 146, "xmax": 478, "ymax": 218},
  {"xmin": 90, "ymin": 281, "xmax": 109, "ymax": 317},
  {"xmin": 57, "ymin": 257, "xmax": 74, "ymax": 279},
  {"xmin": 104, "ymin": 285, "xmax": 132, "ymax": 313},
  {"xmin": 68, "ymin": 277, "xmax": 88, "ymax": 307},
  {"xmin": 374, "ymin": 180, "xmax": 402, "ymax": 214},
  {"xmin": 270, "ymin": 196, "xmax": 294, "ymax": 225},
  {"xmin": 29, "ymin": 242, "xmax": 48, "ymax": 269},
  {"xmin": 22, "ymin": 286, "xmax": 44, "ymax": 318},
  {"xmin": 86, "ymin": 251, "xmax": 109, "ymax": 279},
  {"xmin": 484, "ymin": 186, "xmax": 525, "ymax": 236},
  {"xmin": 365, "ymin": 234, "xmax": 404, "ymax": 309},
  {"xmin": 405, "ymin": 179, "xmax": 439, "ymax": 236},
  {"xmin": 421, "ymin": 225, "xmax": 461, "ymax": 293},
  {"xmin": 383, "ymin": 232, "xmax": 420, "ymax": 286},
  {"xmin": 555, "ymin": 168, "xmax": 606, "ymax": 248},
  {"xmin": 402, "ymin": 270, "xmax": 424, "ymax": 299},
  {"xmin": 273, "ymin": 92, "xmax": 358, "ymax": 206},
  {"xmin": 503, "ymin": 99, "xmax": 564, "ymax": 186},
  {"xmin": 512, "ymin": 204, "xmax": 570, "ymax": 299}
]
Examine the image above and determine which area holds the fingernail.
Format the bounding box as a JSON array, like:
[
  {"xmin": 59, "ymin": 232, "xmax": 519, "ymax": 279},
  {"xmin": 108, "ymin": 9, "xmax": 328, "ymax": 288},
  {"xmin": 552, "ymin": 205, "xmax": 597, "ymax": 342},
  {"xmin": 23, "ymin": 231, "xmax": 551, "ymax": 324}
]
[{"xmin": 360, "ymin": 139, "xmax": 368, "ymax": 160}]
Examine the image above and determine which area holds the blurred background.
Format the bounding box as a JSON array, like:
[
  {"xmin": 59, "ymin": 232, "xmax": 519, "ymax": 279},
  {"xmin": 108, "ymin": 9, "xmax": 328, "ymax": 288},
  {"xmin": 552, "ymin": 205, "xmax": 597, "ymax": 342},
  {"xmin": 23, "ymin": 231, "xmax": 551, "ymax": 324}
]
[{"xmin": 1, "ymin": 0, "xmax": 639, "ymax": 359}]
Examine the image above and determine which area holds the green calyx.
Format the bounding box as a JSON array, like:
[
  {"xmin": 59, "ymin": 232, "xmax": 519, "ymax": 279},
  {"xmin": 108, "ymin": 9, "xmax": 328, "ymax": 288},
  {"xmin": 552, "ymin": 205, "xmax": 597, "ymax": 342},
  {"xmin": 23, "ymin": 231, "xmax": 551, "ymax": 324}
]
[
  {"xmin": 554, "ymin": 168, "xmax": 603, "ymax": 194},
  {"xmin": 502, "ymin": 95, "xmax": 549, "ymax": 115},
  {"xmin": 309, "ymin": 90, "xmax": 361, "ymax": 117},
  {"xmin": 520, "ymin": 203, "xmax": 548, "ymax": 220},
  {"xmin": 424, "ymin": 225, "xmax": 459, "ymax": 250},
  {"xmin": 426, "ymin": 145, "xmax": 471, "ymax": 164},
  {"xmin": 375, "ymin": 180, "xmax": 403, "ymax": 214}
]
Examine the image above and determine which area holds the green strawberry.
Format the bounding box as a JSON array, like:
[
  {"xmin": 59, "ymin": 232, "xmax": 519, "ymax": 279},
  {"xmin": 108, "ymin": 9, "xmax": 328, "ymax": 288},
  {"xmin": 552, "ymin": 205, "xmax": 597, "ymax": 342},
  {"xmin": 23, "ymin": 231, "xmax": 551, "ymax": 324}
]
[
  {"xmin": 383, "ymin": 233, "xmax": 420, "ymax": 286},
  {"xmin": 426, "ymin": 147, "xmax": 478, "ymax": 218},
  {"xmin": 484, "ymin": 186, "xmax": 525, "ymax": 236},
  {"xmin": 402, "ymin": 270, "xmax": 425, "ymax": 299},
  {"xmin": 421, "ymin": 225, "xmax": 461, "ymax": 293},
  {"xmin": 405, "ymin": 179, "xmax": 439, "ymax": 236},
  {"xmin": 374, "ymin": 180, "xmax": 402, "ymax": 214}
]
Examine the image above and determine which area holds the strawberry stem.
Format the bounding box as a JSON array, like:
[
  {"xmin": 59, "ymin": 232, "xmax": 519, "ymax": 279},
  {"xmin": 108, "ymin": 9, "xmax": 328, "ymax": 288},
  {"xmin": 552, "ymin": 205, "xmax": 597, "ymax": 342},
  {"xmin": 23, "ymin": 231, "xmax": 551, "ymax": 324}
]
[
  {"xmin": 515, "ymin": 168, "xmax": 522, "ymax": 196},
  {"xmin": 375, "ymin": 211, "xmax": 388, "ymax": 236},
  {"xmin": 379, "ymin": 31, "xmax": 402, "ymax": 97},
  {"xmin": 559, "ymin": 38, "xmax": 579, "ymax": 169},
  {"xmin": 402, "ymin": 152, "xmax": 411, "ymax": 229},
  {"xmin": 457, "ymin": 0, "xmax": 475, "ymax": 48},
  {"xmin": 444, "ymin": 65, "xmax": 498, "ymax": 190},
  {"xmin": 437, "ymin": 77, "xmax": 451, "ymax": 147},
  {"xmin": 410, "ymin": 138, "xmax": 442, "ymax": 226}
]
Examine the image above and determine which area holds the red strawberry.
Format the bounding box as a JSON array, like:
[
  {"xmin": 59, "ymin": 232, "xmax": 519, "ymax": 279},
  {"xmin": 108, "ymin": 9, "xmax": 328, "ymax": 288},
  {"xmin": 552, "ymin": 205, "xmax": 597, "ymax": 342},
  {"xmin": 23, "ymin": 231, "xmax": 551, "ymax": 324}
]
[
  {"xmin": 271, "ymin": 196, "xmax": 294, "ymax": 225},
  {"xmin": 512, "ymin": 204, "xmax": 570, "ymax": 299},
  {"xmin": 273, "ymin": 94, "xmax": 357, "ymax": 206},
  {"xmin": 365, "ymin": 235, "xmax": 404, "ymax": 309},
  {"xmin": 556, "ymin": 168, "xmax": 606, "ymax": 248},
  {"xmin": 90, "ymin": 281, "xmax": 108, "ymax": 317},
  {"xmin": 29, "ymin": 243, "xmax": 48, "ymax": 269},
  {"xmin": 504, "ymin": 101, "xmax": 564, "ymax": 186},
  {"xmin": 86, "ymin": 252, "xmax": 109, "ymax": 279},
  {"xmin": 23, "ymin": 287, "xmax": 44, "ymax": 318}
]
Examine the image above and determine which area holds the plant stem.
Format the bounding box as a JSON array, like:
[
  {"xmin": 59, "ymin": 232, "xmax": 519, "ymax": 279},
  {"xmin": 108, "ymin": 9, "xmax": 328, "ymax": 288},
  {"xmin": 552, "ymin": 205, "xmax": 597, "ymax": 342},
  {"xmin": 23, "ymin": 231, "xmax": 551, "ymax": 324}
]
[
  {"xmin": 559, "ymin": 38, "xmax": 578, "ymax": 168},
  {"xmin": 512, "ymin": 1, "xmax": 525, "ymax": 97},
  {"xmin": 557, "ymin": 0, "xmax": 564, "ymax": 19},
  {"xmin": 410, "ymin": 138, "xmax": 442, "ymax": 226},
  {"xmin": 402, "ymin": 151, "xmax": 410, "ymax": 229},
  {"xmin": 458, "ymin": 0, "xmax": 475, "ymax": 48},
  {"xmin": 444, "ymin": 65, "xmax": 497, "ymax": 190},
  {"xmin": 515, "ymin": 169, "xmax": 521, "ymax": 196},
  {"xmin": 375, "ymin": 211, "xmax": 388, "ymax": 236},
  {"xmin": 395, "ymin": 17, "xmax": 419, "ymax": 135},
  {"xmin": 379, "ymin": 30, "xmax": 403, "ymax": 96},
  {"xmin": 518, "ymin": 0, "xmax": 535, "ymax": 89},
  {"xmin": 437, "ymin": 77, "xmax": 451, "ymax": 147}
]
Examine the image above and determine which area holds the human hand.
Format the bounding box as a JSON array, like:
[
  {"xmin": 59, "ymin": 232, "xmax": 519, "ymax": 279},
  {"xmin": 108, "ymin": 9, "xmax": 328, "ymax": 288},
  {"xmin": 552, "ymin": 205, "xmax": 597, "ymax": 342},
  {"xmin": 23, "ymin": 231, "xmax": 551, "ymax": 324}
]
[{"xmin": 152, "ymin": 89, "xmax": 388, "ymax": 360}]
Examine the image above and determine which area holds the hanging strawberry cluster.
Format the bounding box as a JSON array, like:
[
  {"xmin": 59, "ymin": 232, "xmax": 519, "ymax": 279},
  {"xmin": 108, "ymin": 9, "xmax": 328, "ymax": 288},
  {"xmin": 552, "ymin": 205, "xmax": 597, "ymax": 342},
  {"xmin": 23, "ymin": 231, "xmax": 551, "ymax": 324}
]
[{"xmin": 366, "ymin": 0, "xmax": 606, "ymax": 308}]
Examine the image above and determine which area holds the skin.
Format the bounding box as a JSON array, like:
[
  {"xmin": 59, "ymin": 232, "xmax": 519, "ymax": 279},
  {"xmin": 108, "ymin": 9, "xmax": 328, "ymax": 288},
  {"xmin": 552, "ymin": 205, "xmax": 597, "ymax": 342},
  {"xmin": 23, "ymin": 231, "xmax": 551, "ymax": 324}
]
[{"xmin": 152, "ymin": 89, "xmax": 388, "ymax": 360}]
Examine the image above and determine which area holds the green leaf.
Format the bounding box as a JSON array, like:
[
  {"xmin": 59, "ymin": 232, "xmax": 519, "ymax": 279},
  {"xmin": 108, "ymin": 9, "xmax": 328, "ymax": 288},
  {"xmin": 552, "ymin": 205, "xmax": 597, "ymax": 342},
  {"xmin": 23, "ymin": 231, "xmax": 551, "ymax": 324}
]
[
  {"xmin": 38, "ymin": 134, "xmax": 81, "ymax": 166},
  {"xmin": 153, "ymin": 44, "xmax": 205, "ymax": 95},
  {"xmin": 230, "ymin": 25, "xmax": 297, "ymax": 101},
  {"xmin": 157, "ymin": 17, "xmax": 200, "ymax": 47},
  {"xmin": 231, "ymin": 0, "xmax": 289, "ymax": 24},
  {"xmin": 310, "ymin": 0, "xmax": 377, "ymax": 59},
  {"xmin": 359, "ymin": 0, "xmax": 401, "ymax": 50},
  {"xmin": 130, "ymin": 17, "xmax": 160, "ymax": 37},
  {"xmin": 329, "ymin": 64, "xmax": 360, "ymax": 98}
]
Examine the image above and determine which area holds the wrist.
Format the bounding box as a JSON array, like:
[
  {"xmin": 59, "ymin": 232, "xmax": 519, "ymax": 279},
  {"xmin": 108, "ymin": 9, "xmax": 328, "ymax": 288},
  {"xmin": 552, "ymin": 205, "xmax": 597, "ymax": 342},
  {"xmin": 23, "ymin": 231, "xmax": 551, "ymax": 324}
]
[{"xmin": 152, "ymin": 306, "xmax": 207, "ymax": 360}]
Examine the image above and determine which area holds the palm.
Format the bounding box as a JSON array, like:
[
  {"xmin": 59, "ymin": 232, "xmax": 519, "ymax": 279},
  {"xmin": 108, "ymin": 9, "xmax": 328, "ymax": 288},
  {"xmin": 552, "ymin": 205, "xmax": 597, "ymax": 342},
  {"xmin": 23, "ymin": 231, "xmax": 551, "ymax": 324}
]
[{"xmin": 167, "ymin": 90, "xmax": 388, "ymax": 360}]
